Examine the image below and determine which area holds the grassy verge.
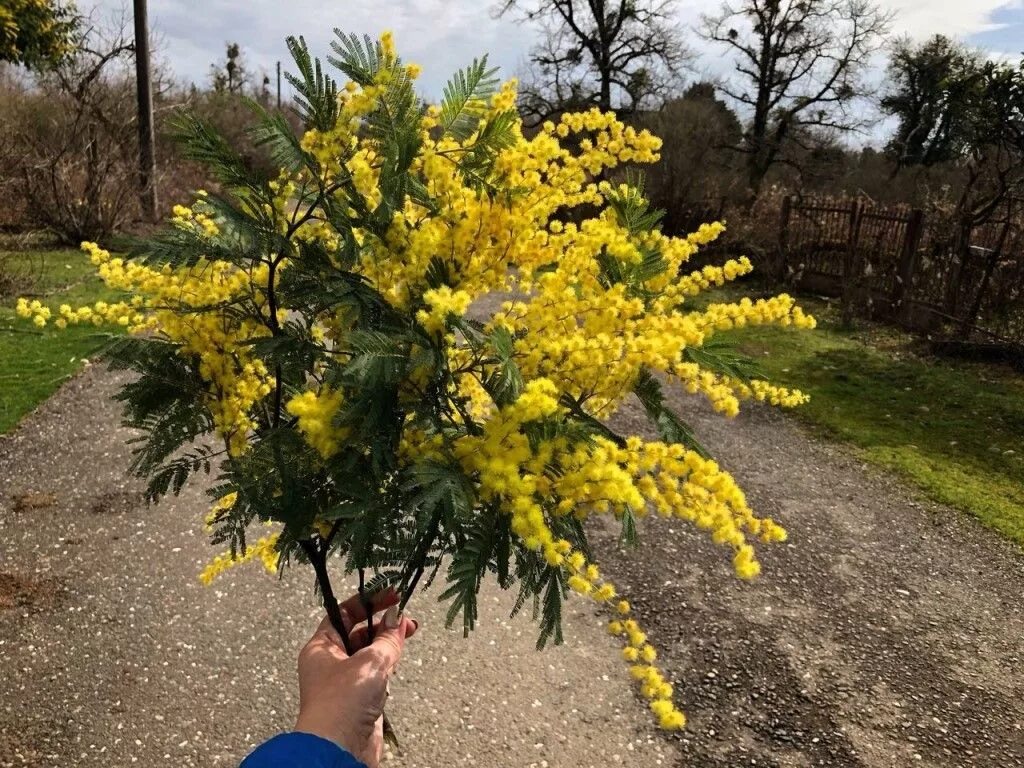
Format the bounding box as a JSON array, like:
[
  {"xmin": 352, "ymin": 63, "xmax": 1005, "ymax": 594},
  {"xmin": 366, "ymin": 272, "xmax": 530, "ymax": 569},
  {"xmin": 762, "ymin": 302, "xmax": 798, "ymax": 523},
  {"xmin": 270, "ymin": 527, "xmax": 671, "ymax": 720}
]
[
  {"xmin": 706, "ymin": 283, "xmax": 1024, "ymax": 546},
  {"xmin": 0, "ymin": 248, "xmax": 123, "ymax": 434}
]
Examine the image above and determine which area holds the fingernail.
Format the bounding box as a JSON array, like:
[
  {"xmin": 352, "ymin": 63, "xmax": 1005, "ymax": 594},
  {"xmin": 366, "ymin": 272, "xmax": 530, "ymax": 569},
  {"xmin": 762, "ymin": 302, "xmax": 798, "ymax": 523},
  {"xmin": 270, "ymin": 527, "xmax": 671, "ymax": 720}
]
[
  {"xmin": 383, "ymin": 605, "xmax": 400, "ymax": 629},
  {"xmin": 410, "ymin": 618, "xmax": 420, "ymax": 632}
]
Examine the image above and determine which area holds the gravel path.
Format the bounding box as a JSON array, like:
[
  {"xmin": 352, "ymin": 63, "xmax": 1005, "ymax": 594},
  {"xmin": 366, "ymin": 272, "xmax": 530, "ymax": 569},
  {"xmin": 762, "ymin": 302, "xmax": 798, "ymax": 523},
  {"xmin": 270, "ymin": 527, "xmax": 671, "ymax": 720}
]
[
  {"xmin": 597, "ymin": 388, "xmax": 1024, "ymax": 768},
  {"xmin": 0, "ymin": 366, "xmax": 673, "ymax": 768},
  {"xmin": 1, "ymin": 358, "xmax": 1022, "ymax": 768}
]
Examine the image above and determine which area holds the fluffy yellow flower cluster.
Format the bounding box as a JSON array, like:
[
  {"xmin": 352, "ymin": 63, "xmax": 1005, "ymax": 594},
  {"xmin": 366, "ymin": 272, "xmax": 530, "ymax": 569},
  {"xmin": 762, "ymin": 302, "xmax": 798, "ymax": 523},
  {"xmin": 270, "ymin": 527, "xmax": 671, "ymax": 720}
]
[
  {"xmin": 17, "ymin": 294, "xmax": 141, "ymax": 330},
  {"xmin": 198, "ymin": 531, "xmax": 280, "ymax": 585},
  {"xmin": 286, "ymin": 388, "xmax": 348, "ymax": 459},
  {"xmin": 15, "ymin": 298, "xmax": 51, "ymax": 327},
  {"xmin": 19, "ymin": 33, "xmax": 817, "ymax": 733},
  {"xmin": 444, "ymin": 374, "xmax": 790, "ymax": 727},
  {"xmin": 205, "ymin": 491, "xmax": 238, "ymax": 529},
  {"xmin": 199, "ymin": 492, "xmax": 281, "ymax": 583},
  {"xmin": 417, "ymin": 286, "xmax": 474, "ymax": 336},
  {"xmin": 22, "ymin": 230, "xmax": 279, "ymax": 455}
]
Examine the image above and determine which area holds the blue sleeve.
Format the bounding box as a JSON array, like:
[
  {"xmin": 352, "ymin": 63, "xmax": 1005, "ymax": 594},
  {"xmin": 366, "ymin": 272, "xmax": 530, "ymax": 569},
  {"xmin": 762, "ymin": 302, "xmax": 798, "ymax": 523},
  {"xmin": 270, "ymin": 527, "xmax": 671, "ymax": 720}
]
[{"xmin": 241, "ymin": 732, "xmax": 367, "ymax": 768}]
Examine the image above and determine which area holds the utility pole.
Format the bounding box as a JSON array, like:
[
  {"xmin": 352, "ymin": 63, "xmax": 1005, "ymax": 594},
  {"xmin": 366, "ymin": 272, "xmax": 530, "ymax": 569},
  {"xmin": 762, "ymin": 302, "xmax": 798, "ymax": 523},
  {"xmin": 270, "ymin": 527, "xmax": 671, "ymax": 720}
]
[
  {"xmin": 276, "ymin": 60, "xmax": 281, "ymax": 110},
  {"xmin": 132, "ymin": 0, "xmax": 158, "ymax": 221}
]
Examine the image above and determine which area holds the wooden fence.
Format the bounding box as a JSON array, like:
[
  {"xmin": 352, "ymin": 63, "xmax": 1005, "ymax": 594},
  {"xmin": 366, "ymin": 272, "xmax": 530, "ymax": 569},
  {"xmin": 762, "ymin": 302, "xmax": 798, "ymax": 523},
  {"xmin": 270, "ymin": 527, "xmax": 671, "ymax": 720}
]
[{"xmin": 776, "ymin": 195, "xmax": 1024, "ymax": 347}]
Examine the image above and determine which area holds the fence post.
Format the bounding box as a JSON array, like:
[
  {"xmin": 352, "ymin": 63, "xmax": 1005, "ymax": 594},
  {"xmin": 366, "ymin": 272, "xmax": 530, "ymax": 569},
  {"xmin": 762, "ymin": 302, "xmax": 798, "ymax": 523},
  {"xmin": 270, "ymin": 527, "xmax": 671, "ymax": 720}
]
[
  {"xmin": 892, "ymin": 207, "xmax": 924, "ymax": 319},
  {"xmin": 777, "ymin": 195, "xmax": 792, "ymax": 282},
  {"xmin": 841, "ymin": 200, "xmax": 863, "ymax": 327}
]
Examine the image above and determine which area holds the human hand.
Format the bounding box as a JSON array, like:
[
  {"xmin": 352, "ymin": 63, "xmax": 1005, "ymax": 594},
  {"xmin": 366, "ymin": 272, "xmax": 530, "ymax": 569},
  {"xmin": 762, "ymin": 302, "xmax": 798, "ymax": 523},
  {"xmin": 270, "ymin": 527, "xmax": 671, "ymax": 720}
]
[{"xmin": 294, "ymin": 588, "xmax": 418, "ymax": 768}]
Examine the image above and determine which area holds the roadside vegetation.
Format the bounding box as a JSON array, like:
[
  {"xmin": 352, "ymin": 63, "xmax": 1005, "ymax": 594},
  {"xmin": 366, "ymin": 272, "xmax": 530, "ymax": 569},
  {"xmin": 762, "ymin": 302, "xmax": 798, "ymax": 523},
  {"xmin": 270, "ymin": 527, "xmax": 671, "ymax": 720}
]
[
  {"xmin": 0, "ymin": 248, "xmax": 123, "ymax": 434},
  {"xmin": 707, "ymin": 284, "xmax": 1024, "ymax": 545},
  {"xmin": 3, "ymin": 249, "xmax": 1021, "ymax": 548}
]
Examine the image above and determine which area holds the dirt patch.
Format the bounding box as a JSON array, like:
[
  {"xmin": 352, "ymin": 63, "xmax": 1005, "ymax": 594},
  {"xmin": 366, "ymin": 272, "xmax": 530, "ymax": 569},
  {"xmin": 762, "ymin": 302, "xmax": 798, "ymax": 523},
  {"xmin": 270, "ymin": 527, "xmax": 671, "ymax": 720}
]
[
  {"xmin": 0, "ymin": 714, "xmax": 65, "ymax": 768},
  {"xmin": 88, "ymin": 489, "xmax": 142, "ymax": 516},
  {"xmin": 9, "ymin": 491, "xmax": 56, "ymax": 514},
  {"xmin": 0, "ymin": 572, "xmax": 61, "ymax": 612},
  {"xmin": 0, "ymin": 729, "xmax": 44, "ymax": 768}
]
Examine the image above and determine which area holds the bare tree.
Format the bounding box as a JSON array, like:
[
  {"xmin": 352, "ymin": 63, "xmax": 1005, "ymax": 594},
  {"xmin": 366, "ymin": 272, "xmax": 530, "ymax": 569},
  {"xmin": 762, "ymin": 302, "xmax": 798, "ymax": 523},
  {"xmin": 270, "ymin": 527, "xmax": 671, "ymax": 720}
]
[
  {"xmin": 495, "ymin": 0, "xmax": 688, "ymax": 123},
  {"xmin": 210, "ymin": 42, "xmax": 249, "ymax": 94},
  {"xmin": 702, "ymin": 0, "xmax": 892, "ymax": 199},
  {"xmin": 0, "ymin": 13, "xmax": 140, "ymax": 242}
]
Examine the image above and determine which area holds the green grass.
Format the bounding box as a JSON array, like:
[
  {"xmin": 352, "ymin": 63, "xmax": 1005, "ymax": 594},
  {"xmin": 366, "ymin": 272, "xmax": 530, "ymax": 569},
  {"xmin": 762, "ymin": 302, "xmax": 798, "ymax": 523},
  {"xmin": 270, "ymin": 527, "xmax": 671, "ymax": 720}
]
[
  {"xmin": 708, "ymin": 284, "xmax": 1024, "ymax": 546},
  {"xmin": 3, "ymin": 253, "xmax": 1022, "ymax": 546},
  {"xmin": 0, "ymin": 249, "xmax": 123, "ymax": 434}
]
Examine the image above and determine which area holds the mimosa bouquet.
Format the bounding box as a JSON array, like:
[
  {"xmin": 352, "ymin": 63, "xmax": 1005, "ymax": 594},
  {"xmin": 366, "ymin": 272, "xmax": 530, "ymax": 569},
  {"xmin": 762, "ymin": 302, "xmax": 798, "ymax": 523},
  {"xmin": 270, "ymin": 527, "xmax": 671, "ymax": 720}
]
[{"xmin": 18, "ymin": 30, "xmax": 814, "ymax": 731}]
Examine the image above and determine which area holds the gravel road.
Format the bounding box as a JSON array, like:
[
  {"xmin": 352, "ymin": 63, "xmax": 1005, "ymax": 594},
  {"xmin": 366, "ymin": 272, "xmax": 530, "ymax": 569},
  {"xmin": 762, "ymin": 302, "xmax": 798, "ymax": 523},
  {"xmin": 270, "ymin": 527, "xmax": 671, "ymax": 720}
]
[
  {"xmin": 1, "ymin": 356, "xmax": 1022, "ymax": 768},
  {"xmin": 0, "ymin": 366, "xmax": 672, "ymax": 768},
  {"xmin": 597, "ymin": 387, "xmax": 1024, "ymax": 768}
]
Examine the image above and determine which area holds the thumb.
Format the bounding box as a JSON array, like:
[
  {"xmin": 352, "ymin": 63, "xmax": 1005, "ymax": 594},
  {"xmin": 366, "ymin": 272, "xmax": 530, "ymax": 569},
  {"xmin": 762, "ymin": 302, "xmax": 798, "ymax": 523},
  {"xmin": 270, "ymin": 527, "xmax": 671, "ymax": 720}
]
[{"xmin": 364, "ymin": 605, "xmax": 410, "ymax": 673}]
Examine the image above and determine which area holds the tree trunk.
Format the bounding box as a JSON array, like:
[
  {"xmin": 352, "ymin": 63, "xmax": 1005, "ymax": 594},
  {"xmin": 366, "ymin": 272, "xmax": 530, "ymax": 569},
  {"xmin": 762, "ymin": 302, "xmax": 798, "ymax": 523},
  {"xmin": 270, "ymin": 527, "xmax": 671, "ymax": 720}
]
[
  {"xmin": 599, "ymin": 67, "xmax": 612, "ymax": 112},
  {"xmin": 743, "ymin": 151, "xmax": 768, "ymax": 210},
  {"xmin": 132, "ymin": 0, "xmax": 157, "ymax": 222}
]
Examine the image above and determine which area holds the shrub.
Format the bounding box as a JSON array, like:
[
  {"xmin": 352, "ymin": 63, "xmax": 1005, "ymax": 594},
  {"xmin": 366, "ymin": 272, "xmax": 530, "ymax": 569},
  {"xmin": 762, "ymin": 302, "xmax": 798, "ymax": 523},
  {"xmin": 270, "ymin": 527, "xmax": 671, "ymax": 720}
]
[
  {"xmin": 0, "ymin": 24, "xmax": 139, "ymax": 243},
  {"xmin": 633, "ymin": 84, "xmax": 746, "ymax": 235}
]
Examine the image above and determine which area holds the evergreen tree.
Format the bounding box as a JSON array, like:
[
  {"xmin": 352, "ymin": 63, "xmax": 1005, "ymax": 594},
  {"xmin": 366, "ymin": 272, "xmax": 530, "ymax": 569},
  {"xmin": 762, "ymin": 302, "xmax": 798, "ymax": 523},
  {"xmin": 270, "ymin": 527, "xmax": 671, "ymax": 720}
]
[{"xmin": 882, "ymin": 35, "xmax": 982, "ymax": 168}]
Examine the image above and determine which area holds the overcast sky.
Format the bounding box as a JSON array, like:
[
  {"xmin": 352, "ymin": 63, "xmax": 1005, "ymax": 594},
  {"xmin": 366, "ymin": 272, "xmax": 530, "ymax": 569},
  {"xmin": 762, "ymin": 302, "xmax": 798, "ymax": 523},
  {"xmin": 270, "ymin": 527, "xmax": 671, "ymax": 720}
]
[{"xmin": 80, "ymin": 0, "xmax": 1023, "ymax": 106}]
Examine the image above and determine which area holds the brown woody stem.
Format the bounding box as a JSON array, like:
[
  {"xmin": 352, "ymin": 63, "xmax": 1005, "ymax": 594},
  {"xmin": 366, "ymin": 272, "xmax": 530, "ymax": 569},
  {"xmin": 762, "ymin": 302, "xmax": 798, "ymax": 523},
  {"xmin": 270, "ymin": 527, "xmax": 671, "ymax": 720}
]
[
  {"xmin": 358, "ymin": 567, "xmax": 374, "ymax": 640},
  {"xmin": 300, "ymin": 538, "xmax": 353, "ymax": 655}
]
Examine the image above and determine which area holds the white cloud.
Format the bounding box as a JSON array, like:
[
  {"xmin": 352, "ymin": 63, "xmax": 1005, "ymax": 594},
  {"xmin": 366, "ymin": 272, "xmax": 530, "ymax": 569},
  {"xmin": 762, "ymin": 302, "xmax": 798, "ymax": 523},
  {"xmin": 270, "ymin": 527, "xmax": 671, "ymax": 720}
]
[
  {"xmin": 880, "ymin": 0, "xmax": 1020, "ymax": 40},
  {"xmin": 78, "ymin": 0, "xmax": 1020, "ymax": 102},
  {"xmin": 80, "ymin": 0, "xmax": 535, "ymax": 100}
]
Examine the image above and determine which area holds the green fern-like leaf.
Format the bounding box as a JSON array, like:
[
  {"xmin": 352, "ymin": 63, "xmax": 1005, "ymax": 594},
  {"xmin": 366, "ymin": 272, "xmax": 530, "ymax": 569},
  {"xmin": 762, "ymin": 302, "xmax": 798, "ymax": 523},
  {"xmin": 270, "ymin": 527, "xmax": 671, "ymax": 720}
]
[
  {"xmin": 249, "ymin": 105, "xmax": 320, "ymax": 175},
  {"xmin": 170, "ymin": 112, "xmax": 266, "ymax": 196},
  {"xmin": 439, "ymin": 56, "xmax": 500, "ymax": 141},
  {"xmin": 620, "ymin": 505, "xmax": 639, "ymax": 548},
  {"xmin": 633, "ymin": 367, "xmax": 711, "ymax": 458},
  {"xmin": 343, "ymin": 330, "xmax": 412, "ymax": 387},
  {"xmin": 683, "ymin": 339, "xmax": 763, "ymax": 384},
  {"xmin": 535, "ymin": 567, "xmax": 566, "ymax": 649},
  {"xmin": 457, "ymin": 109, "xmax": 519, "ymax": 192},
  {"xmin": 483, "ymin": 325, "xmax": 524, "ymax": 406},
  {"xmin": 142, "ymin": 445, "xmax": 219, "ymax": 504},
  {"xmin": 604, "ymin": 175, "xmax": 665, "ymax": 235},
  {"xmin": 107, "ymin": 337, "xmax": 215, "ymax": 488},
  {"xmin": 438, "ymin": 503, "xmax": 501, "ymax": 636},
  {"xmin": 328, "ymin": 31, "xmax": 385, "ymax": 85},
  {"xmin": 285, "ymin": 35, "xmax": 339, "ymax": 131},
  {"xmin": 401, "ymin": 460, "xmax": 474, "ymax": 524}
]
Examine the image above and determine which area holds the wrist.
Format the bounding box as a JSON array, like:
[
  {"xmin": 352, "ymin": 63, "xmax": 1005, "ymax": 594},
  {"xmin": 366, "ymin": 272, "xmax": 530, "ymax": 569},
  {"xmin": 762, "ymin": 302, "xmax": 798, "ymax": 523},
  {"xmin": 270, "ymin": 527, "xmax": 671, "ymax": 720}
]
[
  {"xmin": 295, "ymin": 710, "xmax": 366, "ymax": 763},
  {"xmin": 295, "ymin": 712, "xmax": 338, "ymax": 745}
]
